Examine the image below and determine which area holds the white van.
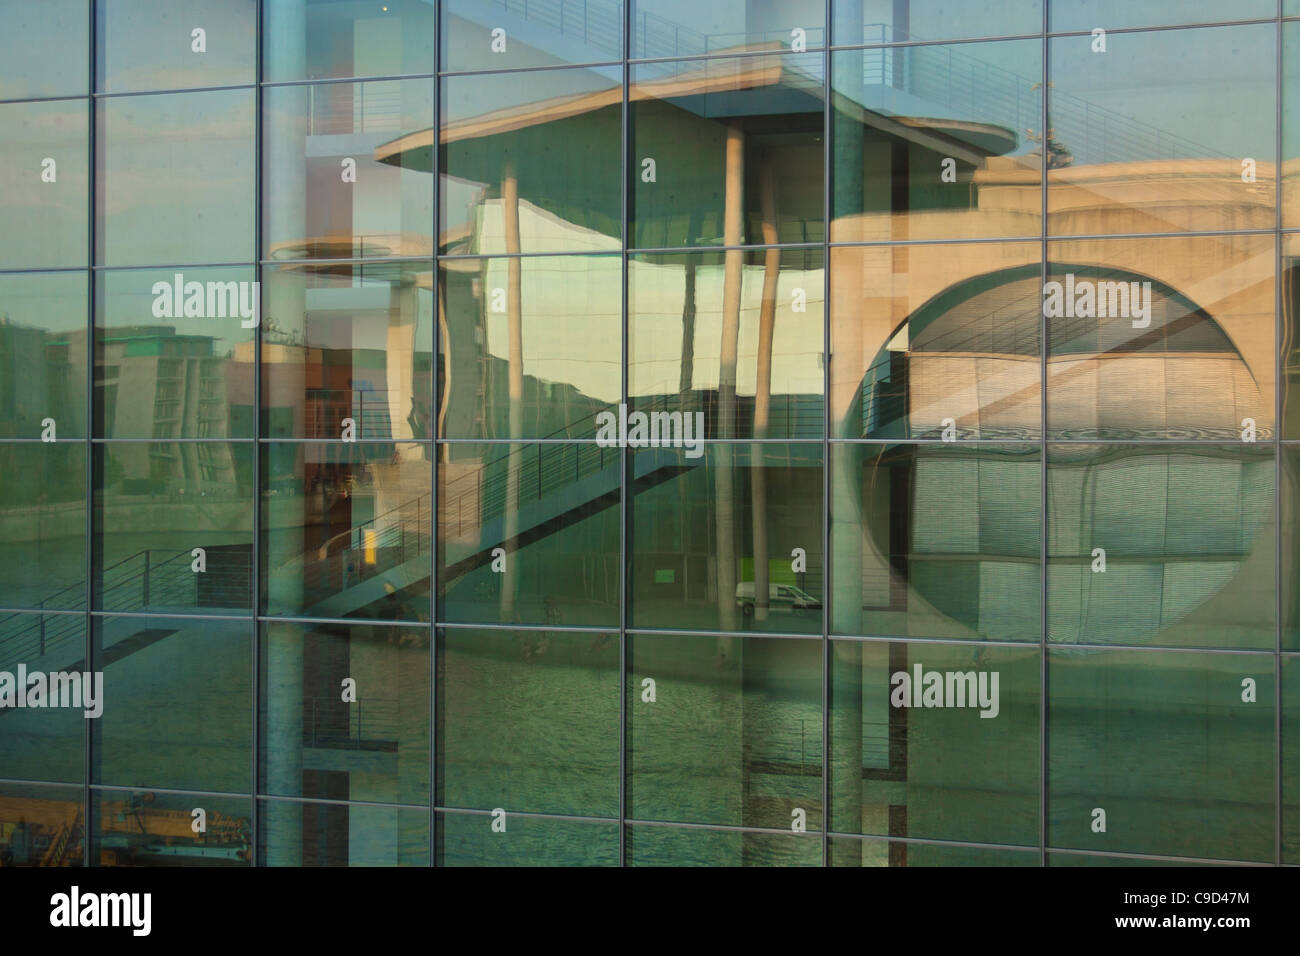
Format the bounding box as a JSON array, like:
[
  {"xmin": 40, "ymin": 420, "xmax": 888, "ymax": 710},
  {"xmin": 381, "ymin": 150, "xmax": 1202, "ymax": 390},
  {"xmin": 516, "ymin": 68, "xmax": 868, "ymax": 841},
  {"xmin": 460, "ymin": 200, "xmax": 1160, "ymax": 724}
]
[{"xmin": 735, "ymin": 582, "xmax": 822, "ymax": 619}]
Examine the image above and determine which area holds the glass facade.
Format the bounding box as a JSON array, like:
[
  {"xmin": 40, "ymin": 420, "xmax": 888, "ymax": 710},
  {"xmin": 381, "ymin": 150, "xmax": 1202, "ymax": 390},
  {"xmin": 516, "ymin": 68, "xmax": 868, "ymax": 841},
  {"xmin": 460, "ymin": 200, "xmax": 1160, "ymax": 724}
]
[{"xmin": 0, "ymin": 0, "xmax": 1298, "ymax": 868}]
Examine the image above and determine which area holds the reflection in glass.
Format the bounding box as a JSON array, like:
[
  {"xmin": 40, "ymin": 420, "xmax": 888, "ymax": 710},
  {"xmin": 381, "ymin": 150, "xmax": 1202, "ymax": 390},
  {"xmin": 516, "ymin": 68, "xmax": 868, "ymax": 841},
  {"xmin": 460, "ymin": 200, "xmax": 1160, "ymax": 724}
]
[
  {"xmin": 830, "ymin": 42, "xmax": 1042, "ymax": 242},
  {"xmin": 631, "ymin": 0, "xmax": 824, "ymax": 58},
  {"xmin": 1285, "ymin": 656, "xmax": 1299, "ymax": 862},
  {"xmin": 262, "ymin": 261, "xmax": 433, "ymax": 440},
  {"xmin": 1275, "ymin": 448, "xmax": 1300, "ymax": 650},
  {"xmin": 438, "ymin": 628, "xmax": 619, "ymax": 817},
  {"xmin": 440, "ymin": 255, "xmax": 621, "ymax": 440},
  {"xmin": 829, "ymin": 837, "xmax": 1037, "ymax": 867},
  {"xmin": 264, "ymin": 79, "xmax": 434, "ymax": 260},
  {"xmin": 830, "ymin": 443, "xmax": 1040, "ymax": 642},
  {"xmin": 626, "ymin": 633, "xmax": 822, "ymax": 829},
  {"xmin": 0, "ymin": 100, "xmax": 88, "ymax": 270},
  {"xmin": 1051, "ymin": 0, "xmax": 1272, "ymax": 31},
  {"xmin": 627, "ymin": 826, "xmax": 822, "ymax": 866},
  {"xmin": 260, "ymin": 621, "xmax": 430, "ymax": 806},
  {"xmin": 630, "ymin": 249, "xmax": 824, "ymax": 440},
  {"xmin": 96, "ymin": 0, "xmax": 255, "ymax": 93},
  {"xmin": 630, "ymin": 53, "xmax": 824, "ymax": 249},
  {"xmin": 93, "ymin": 615, "xmax": 251, "ymax": 793},
  {"xmin": 1281, "ymin": 234, "xmax": 1300, "ymax": 434},
  {"xmin": 0, "ymin": 783, "xmax": 84, "ymax": 867},
  {"xmin": 831, "ymin": 244, "xmax": 1040, "ymax": 439},
  {"xmin": 97, "ymin": 89, "xmax": 255, "ymax": 267},
  {"xmin": 630, "ymin": 444, "xmax": 823, "ymax": 634},
  {"xmin": 93, "ymin": 791, "xmax": 251, "ymax": 866},
  {"xmin": 1047, "ymin": 25, "xmax": 1275, "ymax": 235},
  {"xmin": 438, "ymin": 444, "xmax": 620, "ymax": 627},
  {"xmin": 0, "ymin": 0, "xmax": 88, "ymax": 99},
  {"xmin": 438, "ymin": 811, "xmax": 618, "ymax": 866},
  {"xmin": 94, "ymin": 442, "xmax": 254, "ymax": 615},
  {"xmin": 0, "ymin": 273, "xmax": 88, "ymax": 440},
  {"xmin": 829, "ymin": 640, "xmax": 1038, "ymax": 846},
  {"xmin": 263, "ymin": 0, "xmax": 435, "ymax": 82},
  {"xmin": 1047, "ymin": 236, "xmax": 1274, "ymax": 441},
  {"xmin": 0, "ymin": 445, "xmax": 87, "ymax": 612},
  {"xmin": 262, "ymin": 442, "xmax": 431, "ymax": 621},
  {"xmin": 0, "ymin": 613, "xmax": 85, "ymax": 784},
  {"xmin": 1048, "ymin": 647, "xmax": 1274, "ymax": 862},
  {"xmin": 260, "ymin": 799, "xmax": 427, "ymax": 866},
  {"xmin": 1048, "ymin": 444, "xmax": 1274, "ymax": 650},
  {"xmin": 440, "ymin": 67, "xmax": 622, "ymax": 255},
  {"xmin": 833, "ymin": 1, "xmax": 1042, "ymax": 44},
  {"xmin": 96, "ymin": 267, "xmax": 255, "ymax": 440},
  {"xmin": 441, "ymin": 0, "xmax": 623, "ymax": 73}
]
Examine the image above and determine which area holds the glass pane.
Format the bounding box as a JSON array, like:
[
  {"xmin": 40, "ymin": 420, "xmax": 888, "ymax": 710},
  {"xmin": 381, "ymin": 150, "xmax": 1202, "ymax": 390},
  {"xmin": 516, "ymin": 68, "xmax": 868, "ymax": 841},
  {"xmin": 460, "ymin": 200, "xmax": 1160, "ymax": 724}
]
[
  {"xmin": 440, "ymin": 67, "xmax": 622, "ymax": 255},
  {"xmin": 0, "ymin": 613, "xmax": 86, "ymax": 785},
  {"xmin": 0, "ymin": 783, "xmax": 84, "ymax": 867},
  {"xmin": 441, "ymin": 0, "xmax": 623, "ymax": 72},
  {"xmin": 0, "ymin": 0, "xmax": 88, "ymax": 99},
  {"xmin": 1285, "ymin": 449, "xmax": 1300, "ymax": 651},
  {"xmin": 831, "ymin": 244, "xmax": 1040, "ymax": 439},
  {"xmin": 1047, "ymin": 444, "xmax": 1274, "ymax": 650},
  {"xmin": 438, "ymin": 627, "xmax": 619, "ymax": 817},
  {"xmin": 829, "ymin": 837, "xmax": 1038, "ymax": 866},
  {"xmin": 1051, "ymin": 0, "xmax": 1273, "ymax": 31},
  {"xmin": 0, "ymin": 100, "xmax": 88, "ymax": 270},
  {"xmin": 0, "ymin": 443, "xmax": 86, "ymax": 611},
  {"xmin": 96, "ymin": 267, "xmax": 256, "ymax": 439},
  {"xmin": 630, "ymin": 443, "xmax": 824, "ymax": 634},
  {"xmin": 1285, "ymin": 656, "xmax": 1300, "ymax": 863},
  {"xmin": 1046, "ymin": 235, "xmax": 1274, "ymax": 440},
  {"xmin": 262, "ymin": 442, "xmax": 431, "ymax": 621},
  {"xmin": 1047, "ymin": 647, "xmax": 1274, "ymax": 862},
  {"xmin": 263, "ymin": 0, "xmax": 436, "ymax": 82},
  {"xmin": 1047, "ymin": 850, "xmax": 1222, "ymax": 866},
  {"xmin": 627, "ymin": 826, "xmax": 822, "ymax": 866},
  {"xmin": 438, "ymin": 443, "xmax": 621, "ymax": 627},
  {"xmin": 630, "ymin": 249, "xmax": 824, "ymax": 440},
  {"xmin": 260, "ymin": 620, "xmax": 430, "ymax": 805},
  {"xmin": 631, "ymin": 53, "xmax": 825, "ymax": 249},
  {"xmin": 830, "ymin": 442, "xmax": 1041, "ymax": 642},
  {"xmin": 438, "ymin": 811, "xmax": 618, "ymax": 866},
  {"xmin": 97, "ymin": 89, "xmax": 255, "ymax": 267},
  {"xmin": 92, "ymin": 615, "xmax": 251, "ymax": 792},
  {"xmin": 263, "ymin": 79, "xmax": 434, "ymax": 260},
  {"xmin": 626, "ymin": 633, "xmax": 822, "ymax": 829},
  {"xmin": 830, "ymin": 42, "xmax": 1043, "ymax": 242},
  {"xmin": 94, "ymin": 791, "xmax": 251, "ymax": 866},
  {"xmin": 261, "ymin": 260, "xmax": 433, "ymax": 440},
  {"xmin": 0, "ymin": 613, "xmax": 86, "ymax": 783},
  {"xmin": 0, "ymin": 273, "xmax": 87, "ymax": 439},
  {"xmin": 96, "ymin": 0, "xmax": 256, "ymax": 93},
  {"xmin": 1047, "ymin": 25, "xmax": 1276, "ymax": 236},
  {"xmin": 260, "ymin": 799, "xmax": 428, "ymax": 865},
  {"xmin": 1282, "ymin": 233, "xmax": 1300, "ymax": 434},
  {"xmin": 94, "ymin": 442, "xmax": 254, "ymax": 615},
  {"xmin": 829, "ymin": 640, "xmax": 1039, "ymax": 845},
  {"xmin": 440, "ymin": 255, "xmax": 621, "ymax": 440},
  {"xmin": 632, "ymin": 0, "xmax": 825, "ymax": 58},
  {"xmin": 834, "ymin": 1, "xmax": 1043, "ymax": 44}
]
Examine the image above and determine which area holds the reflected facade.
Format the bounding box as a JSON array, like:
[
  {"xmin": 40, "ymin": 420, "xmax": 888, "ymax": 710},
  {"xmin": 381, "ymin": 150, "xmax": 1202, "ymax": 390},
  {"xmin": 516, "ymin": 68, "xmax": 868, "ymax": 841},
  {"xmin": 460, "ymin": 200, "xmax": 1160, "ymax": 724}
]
[{"xmin": 1, "ymin": 0, "xmax": 1299, "ymax": 868}]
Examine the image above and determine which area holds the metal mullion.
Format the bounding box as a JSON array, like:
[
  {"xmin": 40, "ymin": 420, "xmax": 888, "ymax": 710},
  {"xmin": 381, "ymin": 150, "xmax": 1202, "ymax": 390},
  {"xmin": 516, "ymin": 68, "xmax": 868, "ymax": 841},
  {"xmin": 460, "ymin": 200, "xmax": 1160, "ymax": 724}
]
[
  {"xmin": 431, "ymin": 0, "xmax": 442, "ymax": 870},
  {"xmin": 820, "ymin": 0, "xmax": 831, "ymax": 869},
  {"xmin": 618, "ymin": 0, "xmax": 630, "ymax": 869},
  {"xmin": 250, "ymin": 0, "xmax": 263, "ymax": 869},
  {"xmin": 1039, "ymin": 4, "xmax": 1049, "ymax": 869}
]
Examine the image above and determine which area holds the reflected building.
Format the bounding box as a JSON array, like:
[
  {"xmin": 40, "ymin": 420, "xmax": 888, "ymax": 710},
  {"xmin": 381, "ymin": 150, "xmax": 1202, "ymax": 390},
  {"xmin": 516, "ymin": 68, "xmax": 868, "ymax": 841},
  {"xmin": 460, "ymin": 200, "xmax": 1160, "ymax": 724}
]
[{"xmin": 0, "ymin": 0, "xmax": 1298, "ymax": 868}]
